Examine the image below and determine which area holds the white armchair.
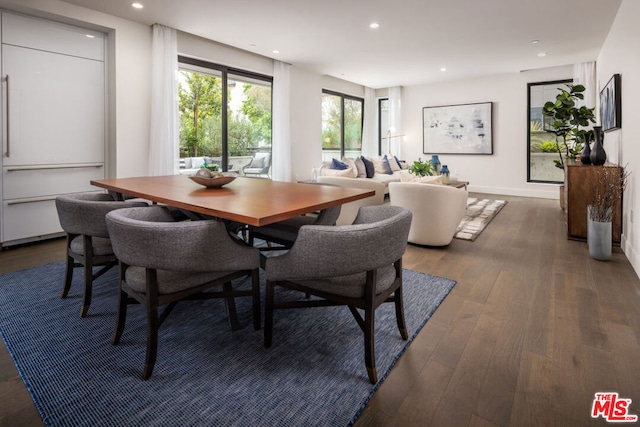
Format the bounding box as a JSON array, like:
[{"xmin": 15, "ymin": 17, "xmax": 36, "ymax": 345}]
[
  {"xmin": 317, "ymin": 176, "xmax": 385, "ymax": 225},
  {"xmin": 389, "ymin": 182, "xmax": 468, "ymax": 246}
]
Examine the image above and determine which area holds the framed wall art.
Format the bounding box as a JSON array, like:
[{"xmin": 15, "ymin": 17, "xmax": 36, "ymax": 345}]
[
  {"xmin": 423, "ymin": 102, "xmax": 493, "ymax": 154},
  {"xmin": 600, "ymin": 73, "xmax": 621, "ymax": 132}
]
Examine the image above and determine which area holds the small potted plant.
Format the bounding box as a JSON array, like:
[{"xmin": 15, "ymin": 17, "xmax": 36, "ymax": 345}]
[
  {"xmin": 586, "ymin": 166, "xmax": 629, "ymax": 261},
  {"xmin": 408, "ymin": 158, "xmax": 435, "ymax": 177}
]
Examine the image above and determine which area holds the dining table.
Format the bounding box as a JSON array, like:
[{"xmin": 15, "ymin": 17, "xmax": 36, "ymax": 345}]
[{"xmin": 90, "ymin": 175, "xmax": 375, "ymax": 227}]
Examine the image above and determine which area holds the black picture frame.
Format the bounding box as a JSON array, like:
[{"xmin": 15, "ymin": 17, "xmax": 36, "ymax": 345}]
[
  {"xmin": 422, "ymin": 102, "xmax": 493, "ymax": 154},
  {"xmin": 600, "ymin": 74, "xmax": 621, "ymax": 132}
]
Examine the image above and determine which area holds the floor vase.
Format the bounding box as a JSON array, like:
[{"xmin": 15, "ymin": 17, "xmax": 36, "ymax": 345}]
[{"xmin": 588, "ymin": 214, "xmax": 612, "ymax": 261}]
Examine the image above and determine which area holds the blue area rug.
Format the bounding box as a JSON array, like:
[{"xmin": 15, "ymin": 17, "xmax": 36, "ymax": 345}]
[{"xmin": 0, "ymin": 262, "xmax": 455, "ymax": 426}]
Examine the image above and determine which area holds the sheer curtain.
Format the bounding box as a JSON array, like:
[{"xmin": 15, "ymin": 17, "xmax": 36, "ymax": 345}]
[
  {"xmin": 574, "ymin": 61, "xmax": 597, "ymax": 109},
  {"xmin": 148, "ymin": 24, "xmax": 178, "ymax": 176},
  {"xmin": 388, "ymin": 86, "xmax": 403, "ymax": 156},
  {"xmin": 272, "ymin": 60, "xmax": 292, "ymax": 181},
  {"xmin": 361, "ymin": 87, "xmax": 378, "ymax": 157}
]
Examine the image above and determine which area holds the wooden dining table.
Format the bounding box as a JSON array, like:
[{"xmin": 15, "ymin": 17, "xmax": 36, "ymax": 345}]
[{"xmin": 91, "ymin": 175, "xmax": 374, "ymax": 227}]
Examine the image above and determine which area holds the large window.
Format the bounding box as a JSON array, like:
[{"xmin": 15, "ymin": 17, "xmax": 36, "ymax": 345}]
[
  {"xmin": 321, "ymin": 90, "xmax": 363, "ymax": 161},
  {"xmin": 178, "ymin": 56, "xmax": 272, "ymax": 174},
  {"xmin": 527, "ymin": 79, "xmax": 571, "ymax": 183},
  {"xmin": 378, "ymin": 98, "xmax": 389, "ymax": 155}
]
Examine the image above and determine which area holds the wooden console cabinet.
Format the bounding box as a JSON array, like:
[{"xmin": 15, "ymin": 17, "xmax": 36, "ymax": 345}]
[{"xmin": 565, "ymin": 161, "xmax": 622, "ymax": 244}]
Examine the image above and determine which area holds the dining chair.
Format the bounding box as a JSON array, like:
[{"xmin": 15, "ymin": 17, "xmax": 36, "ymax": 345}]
[
  {"xmin": 105, "ymin": 206, "xmax": 261, "ymax": 379},
  {"xmin": 263, "ymin": 205, "xmax": 412, "ymax": 384},
  {"xmin": 55, "ymin": 192, "xmax": 148, "ymax": 317},
  {"xmin": 249, "ymin": 182, "xmax": 342, "ymax": 250}
]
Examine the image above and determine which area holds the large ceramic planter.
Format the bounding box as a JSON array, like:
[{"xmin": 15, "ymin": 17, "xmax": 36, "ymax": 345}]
[{"xmin": 587, "ymin": 206, "xmax": 612, "ymax": 261}]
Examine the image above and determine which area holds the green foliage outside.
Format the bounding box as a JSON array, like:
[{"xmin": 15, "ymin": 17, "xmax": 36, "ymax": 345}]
[
  {"xmin": 322, "ymin": 94, "xmax": 363, "ymax": 152},
  {"xmin": 178, "ymin": 71, "xmax": 272, "ymax": 158}
]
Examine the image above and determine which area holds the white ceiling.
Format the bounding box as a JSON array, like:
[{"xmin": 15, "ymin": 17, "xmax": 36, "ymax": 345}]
[{"xmin": 60, "ymin": 0, "xmax": 621, "ymax": 88}]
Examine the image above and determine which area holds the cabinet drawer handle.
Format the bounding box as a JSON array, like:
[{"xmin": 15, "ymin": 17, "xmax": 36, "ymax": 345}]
[
  {"xmin": 5, "ymin": 74, "xmax": 9, "ymax": 158},
  {"xmin": 6, "ymin": 196, "xmax": 57, "ymax": 206},
  {"xmin": 6, "ymin": 163, "xmax": 104, "ymax": 172}
]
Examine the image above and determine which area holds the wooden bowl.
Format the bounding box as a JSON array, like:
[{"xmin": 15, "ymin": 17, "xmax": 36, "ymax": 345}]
[{"xmin": 189, "ymin": 174, "xmax": 236, "ymax": 188}]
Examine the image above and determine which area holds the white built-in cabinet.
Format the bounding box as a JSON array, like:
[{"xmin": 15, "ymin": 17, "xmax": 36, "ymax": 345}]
[{"xmin": 1, "ymin": 12, "xmax": 105, "ymax": 246}]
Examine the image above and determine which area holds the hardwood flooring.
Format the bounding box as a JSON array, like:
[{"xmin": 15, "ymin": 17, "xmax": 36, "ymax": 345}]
[{"xmin": 1, "ymin": 194, "xmax": 640, "ymax": 426}]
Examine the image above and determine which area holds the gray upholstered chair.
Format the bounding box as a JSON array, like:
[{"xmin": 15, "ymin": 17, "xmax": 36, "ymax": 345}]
[
  {"xmin": 264, "ymin": 205, "xmax": 412, "ymax": 384},
  {"xmin": 249, "ymin": 183, "xmax": 342, "ymax": 249},
  {"xmin": 105, "ymin": 206, "xmax": 261, "ymax": 379},
  {"xmin": 55, "ymin": 192, "xmax": 147, "ymax": 317},
  {"xmin": 242, "ymin": 152, "xmax": 271, "ymax": 178}
]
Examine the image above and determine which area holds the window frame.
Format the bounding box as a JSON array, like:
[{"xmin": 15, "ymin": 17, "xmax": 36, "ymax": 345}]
[
  {"xmin": 321, "ymin": 89, "xmax": 364, "ymax": 159},
  {"xmin": 178, "ymin": 55, "xmax": 273, "ymax": 172}
]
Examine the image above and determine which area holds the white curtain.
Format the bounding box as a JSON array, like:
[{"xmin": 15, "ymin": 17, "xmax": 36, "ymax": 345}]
[
  {"xmin": 388, "ymin": 86, "xmax": 403, "ymax": 156},
  {"xmin": 272, "ymin": 60, "xmax": 292, "ymax": 181},
  {"xmin": 361, "ymin": 87, "xmax": 378, "ymax": 157},
  {"xmin": 573, "ymin": 61, "xmax": 597, "ymax": 110},
  {"xmin": 148, "ymin": 24, "xmax": 179, "ymax": 176}
]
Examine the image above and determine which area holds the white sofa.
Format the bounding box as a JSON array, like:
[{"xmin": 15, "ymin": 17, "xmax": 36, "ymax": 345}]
[
  {"xmin": 316, "ymin": 156, "xmax": 404, "ymax": 194},
  {"xmin": 389, "ymin": 181, "xmax": 468, "ymax": 246},
  {"xmin": 317, "ymin": 176, "xmax": 386, "ymax": 225}
]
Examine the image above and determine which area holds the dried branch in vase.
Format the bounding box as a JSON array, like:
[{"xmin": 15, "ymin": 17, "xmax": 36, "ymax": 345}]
[{"xmin": 587, "ymin": 166, "xmax": 629, "ymax": 222}]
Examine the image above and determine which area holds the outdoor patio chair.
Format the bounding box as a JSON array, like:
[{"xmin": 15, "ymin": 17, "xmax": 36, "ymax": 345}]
[
  {"xmin": 105, "ymin": 206, "xmax": 261, "ymax": 379},
  {"xmin": 242, "ymin": 152, "xmax": 271, "ymax": 178},
  {"xmin": 263, "ymin": 205, "xmax": 412, "ymax": 384}
]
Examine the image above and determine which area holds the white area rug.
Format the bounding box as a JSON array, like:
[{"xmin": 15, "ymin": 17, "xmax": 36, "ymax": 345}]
[{"xmin": 454, "ymin": 198, "xmax": 507, "ymax": 241}]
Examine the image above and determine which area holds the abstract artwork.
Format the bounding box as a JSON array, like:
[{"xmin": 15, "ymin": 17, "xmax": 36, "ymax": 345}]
[
  {"xmin": 423, "ymin": 102, "xmax": 493, "ymax": 154},
  {"xmin": 600, "ymin": 74, "xmax": 621, "ymax": 132}
]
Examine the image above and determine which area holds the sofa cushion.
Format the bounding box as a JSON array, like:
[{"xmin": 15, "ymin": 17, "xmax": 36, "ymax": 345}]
[
  {"xmin": 248, "ymin": 156, "xmax": 265, "ymax": 169},
  {"xmin": 330, "ymin": 158, "xmax": 349, "ymax": 170},
  {"xmin": 382, "ymin": 155, "xmax": 395, "ymax": 174},
  {"xmin": 360, "ymin": 156, "xmax": 375, "ymax": 178},
  {"xmin": 399, "ymin": 170, "xmax": 443, "ymax": 184},
  {"xmin": 353, "ymin": 157, "xmax": 367, "ymax": 178}
]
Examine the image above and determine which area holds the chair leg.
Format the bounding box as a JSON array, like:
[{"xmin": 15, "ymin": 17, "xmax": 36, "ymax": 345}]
[
  {"xmin": 143, "ymin": 269, "xmax": 159, "ymax": 380},
  {"xmin": 61, "ymin": 254, "xmax": 74, "ymax": 299},
  {"xmin": 251, "ymin": 269, "xmax": 261, "ymax": 330},
  {"xmin": 80, "ymin": 235, "xmax": 94, "ymax": 317},
  {"xmin": 364, "ymin": 271, "xmax": 377, "ymax": 384},
  {"xmin": 394, "ymin": 285, "xmax": 408, "ymax": 340},
  {"xmin": 223, "ymin": 282, "xmax": 241, "ymax": 331},
  {"xmin": 112, "ymin": 265, "xmax": 129, "ymax": 345},
  {"xmin": 264, "ymin": 280, "xmax": 275, "ymax": 348},
  {"xmin": 61, "ymin": 234, "xmax": 75, "ymax": 298}
]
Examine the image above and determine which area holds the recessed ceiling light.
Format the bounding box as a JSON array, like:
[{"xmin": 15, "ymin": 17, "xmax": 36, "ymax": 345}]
[
  {"xmin": 531, "ymin": 40, "xmax": 540, "ymax": 44},
  {"xmin": 369, "ymin": 22, "xmax": 380, "ymax": 29},
  {"xmin": 272, "ymin": 50, "xmax": 280, "ymax": 54},
  {"xmin": 538, "ymin": 52, "xmax": 547, "ymax": 57},
  {"xmin": 86, "ymin": 34, "xmax": 95, "ymax": 38},
  {"xmin": 131, "ymin": 2, "xmax": 143, "ymax": 9},
  {"xmin": 440, "ymin": 67, "xmax": 447, "ymax": 72}
]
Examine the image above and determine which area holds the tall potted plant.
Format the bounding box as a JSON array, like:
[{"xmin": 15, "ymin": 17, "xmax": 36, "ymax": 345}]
[
  {"xmin": 542, "ymin": 83, "xmax": 596, "ymax": 208},
  {"xmin": 542, "ymin": 84, "xmax": 596, "ymax": 170}
]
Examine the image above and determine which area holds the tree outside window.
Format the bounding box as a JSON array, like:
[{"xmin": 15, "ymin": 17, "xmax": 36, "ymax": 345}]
[
  {"xmin": 321, "ymin": 90, "xmax": 363, "ymax": 161},
  {"xmin": 177, "ymin": 57, "xmax": 272, "ymax": 173}
]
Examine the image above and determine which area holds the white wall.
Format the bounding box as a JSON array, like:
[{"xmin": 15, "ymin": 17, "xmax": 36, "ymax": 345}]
[
  {"xmin": 0, "ymin": 0, "xmax": 152, "ymax": 179},
  {"xmin": 401, "ymin": 65, "xmax": 572, "ymax": 199},
  {"xmin": 597, "ymin": 0, "xmax": 640, "ymax": 276}
]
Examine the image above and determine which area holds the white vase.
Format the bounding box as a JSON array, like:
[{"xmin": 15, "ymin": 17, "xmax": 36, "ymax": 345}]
[{"xmin": 587, "ymin": 206, "xmax": 612, "ymax": 261}]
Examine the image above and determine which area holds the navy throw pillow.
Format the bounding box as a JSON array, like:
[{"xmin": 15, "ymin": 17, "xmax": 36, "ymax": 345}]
[
  {"xmin": 330, "ymin": 158, "xmax": 349, "ymax": 170},
  {"xmin": 394, "ymin": 155, "xmax": 404, "ymax": 169},
  {"xmin": 382, "ymin": 155, "xmax": 394, "ymax": 174},
  {"xmin": 360, "ymin": 156, "xmax": 375, "ymax": 178}
]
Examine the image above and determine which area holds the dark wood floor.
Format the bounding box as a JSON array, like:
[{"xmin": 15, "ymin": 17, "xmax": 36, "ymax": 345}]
[{"xmin": 1, "ymin": 194, "xmax": 640, "ymax": 426}]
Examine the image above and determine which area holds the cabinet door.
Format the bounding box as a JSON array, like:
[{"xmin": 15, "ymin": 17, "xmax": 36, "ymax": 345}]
[{"xmin": 2, "ymin": 44, "xmax": 104, "ymax": 166}]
